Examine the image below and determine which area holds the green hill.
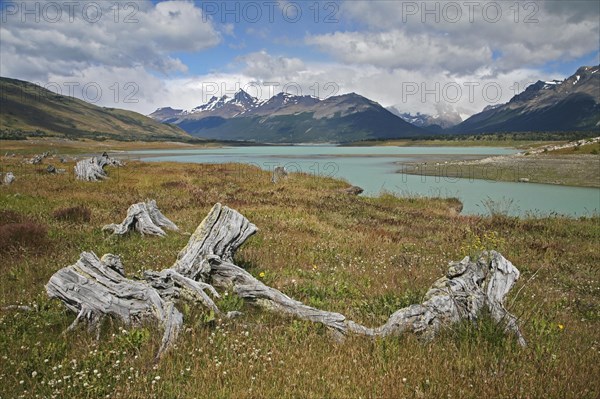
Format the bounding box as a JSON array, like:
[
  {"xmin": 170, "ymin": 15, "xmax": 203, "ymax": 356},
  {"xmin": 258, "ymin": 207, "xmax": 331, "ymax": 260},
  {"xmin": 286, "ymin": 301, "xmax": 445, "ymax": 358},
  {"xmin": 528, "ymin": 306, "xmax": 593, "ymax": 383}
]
[{"xmin": 0, "ymin": 77, "xmax": 191, "ymax": 141}]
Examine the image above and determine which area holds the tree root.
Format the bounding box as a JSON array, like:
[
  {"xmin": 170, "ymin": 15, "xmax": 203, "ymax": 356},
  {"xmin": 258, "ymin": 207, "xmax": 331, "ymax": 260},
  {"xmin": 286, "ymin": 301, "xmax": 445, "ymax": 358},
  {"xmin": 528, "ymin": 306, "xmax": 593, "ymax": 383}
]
[{"xmin": 47, "ymin": 203, "xmax": 526, "ymax": 358}]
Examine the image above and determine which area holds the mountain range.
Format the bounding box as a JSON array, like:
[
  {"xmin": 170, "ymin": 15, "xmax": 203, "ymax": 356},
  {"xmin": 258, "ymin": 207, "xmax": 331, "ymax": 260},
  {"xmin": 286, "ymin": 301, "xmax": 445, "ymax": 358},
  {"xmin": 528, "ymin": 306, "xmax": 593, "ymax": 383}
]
[
  {"xmin": 149, "ymin": 91, "xmax": 427, "ymax": 143},
  {"xmin": 0, "ymin": 77, "xmax": 191, "ymax": 141},
  {"xmin": 452, "ymin": 65, "xmax": 600, "ymax": 133},
  {"xmin": 2, "ymin": 65, "xmax": 597, "ymax": 143}
]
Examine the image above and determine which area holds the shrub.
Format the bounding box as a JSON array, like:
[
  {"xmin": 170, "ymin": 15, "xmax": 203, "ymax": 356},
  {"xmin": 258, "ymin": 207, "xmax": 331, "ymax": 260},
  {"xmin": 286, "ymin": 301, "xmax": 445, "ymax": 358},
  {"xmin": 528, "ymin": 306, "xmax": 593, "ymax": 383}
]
[{"xmin": 52, "ymin": 205, "xmax": 92, "ymax": 223}]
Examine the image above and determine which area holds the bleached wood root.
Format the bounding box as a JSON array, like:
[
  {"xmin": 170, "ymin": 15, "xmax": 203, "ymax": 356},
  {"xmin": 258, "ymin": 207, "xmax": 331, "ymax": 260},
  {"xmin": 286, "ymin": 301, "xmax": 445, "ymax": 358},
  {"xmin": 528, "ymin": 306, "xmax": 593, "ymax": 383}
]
[
  {"xmin": 103, "ymin": 200, "xmax": 179, "ymax": 237},
  {"xmin": 208, "ymin": 252, "xmax": 525, "ymax": 345},
  {"xmin": 373, "ymin": 252, "xmax": 526, "ymax": 346},
  {"xmin": 74, "ymin": 153, "xmax": 122, "ymax": 181},
  {"xmin": 46, "ymin": 252, "xmax": 184, "ymax": 357},
  {"xmin": 271, "ymin": 166, "xmax": 288, "ymax": 183},
  {"xmin": 1, "ymin": 305, "xmax": 34, "ymax": 312},
  {"xmin": 209, "ymin": 260, "xmax": 370, "ymax": 336},
  {"xmin": 339, "ymin": 185, "xmax": 364, "ymax": 195},
  {"xmin": 27, "ymin": 152, "xmax": 49, "ymax": 164},
  {"xmin": 144, "ymin": 269, "xmax": 220, "ymax": 313},
  {"xmin": 48, "ymin": 203, "xmax": 526, "ymax": 359},
  {"xmin": 45, "ymin": 252, "xmax": 219, "ymax": 358},
  {"xmin": 189, "ymin": 204, "xmax": 526, "ymax": 345},
  {"xmin": 171, "ymin": 203, "xmax": 257, "ymax": 279},
  {"xmin": 2, "ymin": 172, "xmax": 15, "ymax": 185}
]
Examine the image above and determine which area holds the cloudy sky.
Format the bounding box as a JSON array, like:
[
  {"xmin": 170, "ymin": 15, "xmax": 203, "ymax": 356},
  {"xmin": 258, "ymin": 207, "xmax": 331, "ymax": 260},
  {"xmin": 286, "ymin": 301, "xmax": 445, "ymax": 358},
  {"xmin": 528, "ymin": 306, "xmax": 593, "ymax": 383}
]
[{"xmin": 1, "ymin": 0, "xmax": 598, "ymax": 119}]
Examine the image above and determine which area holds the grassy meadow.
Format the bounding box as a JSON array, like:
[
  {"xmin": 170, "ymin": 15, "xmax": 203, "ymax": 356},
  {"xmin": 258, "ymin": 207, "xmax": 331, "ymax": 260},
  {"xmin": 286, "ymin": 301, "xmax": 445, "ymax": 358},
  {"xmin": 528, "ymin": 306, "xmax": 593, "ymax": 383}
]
[{"xmin": 0, "ymin": 149, "xmax": 599, "ymax": 399}]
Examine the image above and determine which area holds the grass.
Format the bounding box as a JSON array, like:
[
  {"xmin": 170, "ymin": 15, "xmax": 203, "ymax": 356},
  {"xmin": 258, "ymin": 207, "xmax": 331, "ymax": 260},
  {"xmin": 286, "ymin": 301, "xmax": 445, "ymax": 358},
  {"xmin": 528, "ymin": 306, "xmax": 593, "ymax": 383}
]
[
  {"xmin": 547, "ymin": 141, "xmax": 600, "ymax": 155},
  {"xmin": 0, "ymin": 149, "xmax": 599, "ymax": 399},
  {"xmin": 400, "ymin": 152, "xmax": 600, "ymax": 188},
  {"xmin": 345, "ymin": 138, "xmax": 546, "ymax": 148},
  {"xmin": 0, "ymin": 138, "xmax": 218, "ymax": 156}
]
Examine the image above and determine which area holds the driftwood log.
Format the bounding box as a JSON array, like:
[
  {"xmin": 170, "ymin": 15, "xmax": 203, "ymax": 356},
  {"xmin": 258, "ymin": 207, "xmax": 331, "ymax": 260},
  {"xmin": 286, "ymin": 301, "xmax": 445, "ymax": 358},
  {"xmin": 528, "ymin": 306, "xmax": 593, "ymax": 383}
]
[
  {"xmin": 103, "ymin": 200, "xmax": 179, "ymax": 237},
  {"xmin": 74, "ymin": 153, "xmax": 122, "ymax": 181},
  {"xmin": 47, "ymin": 203, "xmax": 526, "ymax": 358}
]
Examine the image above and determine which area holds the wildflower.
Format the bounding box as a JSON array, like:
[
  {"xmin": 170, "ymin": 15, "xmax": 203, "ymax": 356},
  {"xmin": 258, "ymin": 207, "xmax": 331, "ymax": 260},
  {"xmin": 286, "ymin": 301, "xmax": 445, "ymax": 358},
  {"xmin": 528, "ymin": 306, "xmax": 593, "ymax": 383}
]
[
  {"xmin": 31, "ymin": 371, "xmax": 37, "ymax": 378},
  {"xmin": 558, "ymin": 324, "xmax": 564, "ymax": 330},
  {"xmin": 154, "ymin": 376, "xmax": 161, "ymax": 381},
  {"xmin": 259, "ymin": 272, "xmax": 266, "ymax": 278}
]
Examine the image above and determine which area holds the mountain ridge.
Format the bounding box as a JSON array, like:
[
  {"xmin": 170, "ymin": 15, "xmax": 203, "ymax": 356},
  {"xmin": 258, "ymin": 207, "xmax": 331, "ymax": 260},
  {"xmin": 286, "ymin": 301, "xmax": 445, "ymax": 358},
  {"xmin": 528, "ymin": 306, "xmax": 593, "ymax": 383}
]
[
  {"xmin": 0, "ymin": 77, "xmax": 191, "ymax": 141},
  {"xmin": 452, "ymin": 65, "xmax": 600, "ymax": 134},
  {"xmin": 149, "ymin": 90, "xmax": 428, "ymax": 143}
]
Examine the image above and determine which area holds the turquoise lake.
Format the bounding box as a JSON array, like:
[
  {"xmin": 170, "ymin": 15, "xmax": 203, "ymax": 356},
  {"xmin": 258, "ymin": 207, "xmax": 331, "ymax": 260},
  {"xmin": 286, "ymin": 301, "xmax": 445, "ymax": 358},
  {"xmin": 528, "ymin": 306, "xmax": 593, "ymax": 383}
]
[{"xmin": 127, "ymin": 146, "xmax": 600, "ymax": 217}]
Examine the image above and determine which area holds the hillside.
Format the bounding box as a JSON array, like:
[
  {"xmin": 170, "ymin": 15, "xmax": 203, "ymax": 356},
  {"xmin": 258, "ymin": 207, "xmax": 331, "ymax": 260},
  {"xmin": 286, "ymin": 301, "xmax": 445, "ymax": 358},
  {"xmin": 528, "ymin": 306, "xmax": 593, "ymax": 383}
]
[
  {"xmin": 453, "ymin": 65, "xmax": 600, "ymax": 134},
  {"xmin": 0, "ymin": 77, "xmax": 191, "ymax": 141},
  {"xmin": 150, "ymin": 90, "xmax": 427, "ymax": 143}
]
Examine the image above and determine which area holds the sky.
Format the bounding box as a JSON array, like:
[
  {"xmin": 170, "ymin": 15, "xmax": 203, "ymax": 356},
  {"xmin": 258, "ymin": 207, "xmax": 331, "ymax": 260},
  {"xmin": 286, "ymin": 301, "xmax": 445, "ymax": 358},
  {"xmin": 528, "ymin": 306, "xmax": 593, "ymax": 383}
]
[{"xmin": 1, "ymin": 0, "xmax": 599, "ymax": 119}]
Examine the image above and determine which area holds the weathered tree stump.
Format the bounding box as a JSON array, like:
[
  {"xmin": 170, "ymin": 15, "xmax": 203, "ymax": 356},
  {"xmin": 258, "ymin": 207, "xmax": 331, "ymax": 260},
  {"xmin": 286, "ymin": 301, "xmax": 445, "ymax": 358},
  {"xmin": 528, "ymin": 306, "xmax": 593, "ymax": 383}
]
[
  {"xmin": 74, "ymin": 153, "xmax": 122, "ymax": 181},
  {"xmin": 48, "ymin": 203, "xmax": 526, "ymax": 358},
  {"xmin": 271, "ymin": 166, "xmax": 288, "ymax": 183},
  {"xmin": 46, "ymin": 165, "xmax": 65, "ymax": 174},
  {"xmin": 27, "ymin": 152, "xmax": 49, "ymax": 164},
  {"xmin": 45, "ymin": 252, "xmax": 215, "ymax": 357},
  {"xmin": 2, "ymin": 172, "xmax": 15, "ymax": 185},
  {"xmin": 103, "ymin": 200, "xmax": 179, "ymax": 237},
  {"xmin": 340, "ymin": 185, "xmax": 364, "ymax": 195}
]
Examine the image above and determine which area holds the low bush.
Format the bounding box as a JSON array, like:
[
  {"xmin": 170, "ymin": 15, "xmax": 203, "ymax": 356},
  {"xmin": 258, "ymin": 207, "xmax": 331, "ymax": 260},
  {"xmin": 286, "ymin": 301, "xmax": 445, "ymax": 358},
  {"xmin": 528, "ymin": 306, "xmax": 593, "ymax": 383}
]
[
  {"xmin": 0, "ymin": 222, "xmax": 48, "ymax": 254},
  {"xmin": 52, "ymin": 205, "xmax": 92, "ymax": 223}
]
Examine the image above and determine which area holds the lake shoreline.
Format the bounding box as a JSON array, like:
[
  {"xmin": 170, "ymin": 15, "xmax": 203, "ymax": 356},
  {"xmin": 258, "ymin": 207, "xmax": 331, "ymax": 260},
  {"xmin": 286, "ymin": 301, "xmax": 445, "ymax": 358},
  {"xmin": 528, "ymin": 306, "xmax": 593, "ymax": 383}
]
[
  {"xmin": 397, "ymin": 152, "xmax": 600, "ymax": 188},
  {"xmin": 124, "ymin": 145, "xmax": 599, "ymax": 217}
]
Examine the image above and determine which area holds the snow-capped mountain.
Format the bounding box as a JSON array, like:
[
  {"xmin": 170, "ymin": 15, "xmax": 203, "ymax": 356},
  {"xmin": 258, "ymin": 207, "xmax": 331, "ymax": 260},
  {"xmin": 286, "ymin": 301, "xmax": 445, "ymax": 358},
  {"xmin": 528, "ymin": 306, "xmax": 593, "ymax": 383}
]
[
  {"xmin": 387, "ymin": 108, "xmax": 462, "ymax": 130},
  {"xmin": 453, "ymin": 65, "xmax": 600, "ymax": 133},
  {"xmin": 149, "ymin": 90, "xmax": 427, "ymax": 143},
  {"xmin": 171, "ymin": 90, "xmax": 264, "ymax": 119}
]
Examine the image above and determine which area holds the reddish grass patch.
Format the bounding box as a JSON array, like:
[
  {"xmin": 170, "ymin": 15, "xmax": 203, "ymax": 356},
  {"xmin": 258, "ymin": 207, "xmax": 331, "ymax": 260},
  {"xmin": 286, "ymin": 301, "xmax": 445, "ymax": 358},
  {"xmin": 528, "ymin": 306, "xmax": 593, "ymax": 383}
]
[
  {"xmin": 52, "ymin": 205, "xmax": 92, "ymax": 223},
  {"xmin": 0, "ymin": 210, "xmax": 27, "ymax": 224},
  {"xmin": 0, "ymin": 222, "xmax": 48, "ymax": 254},
  {"xmin": 161, "ymin": 180, "xmax": 188, "ymax": 189}
]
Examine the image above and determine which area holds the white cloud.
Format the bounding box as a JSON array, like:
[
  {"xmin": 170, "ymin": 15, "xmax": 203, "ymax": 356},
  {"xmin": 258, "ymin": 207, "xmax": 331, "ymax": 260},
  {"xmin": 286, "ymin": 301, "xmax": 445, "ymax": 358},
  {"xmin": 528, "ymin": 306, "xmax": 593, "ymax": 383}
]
[
  {"xmin": 305, "ymin": 30, "xmax": 493, "ymax": 74},
  {"xmin": 324, "ymin": 0, "xmax": 599, "ymax": 74},
  {"xmin": 0, "ymin": 0, "xmax": 222, "ymax": 103},
  {"xmin": 236, "ymin": 50, "xmax": 306, "ymax": 80}
]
